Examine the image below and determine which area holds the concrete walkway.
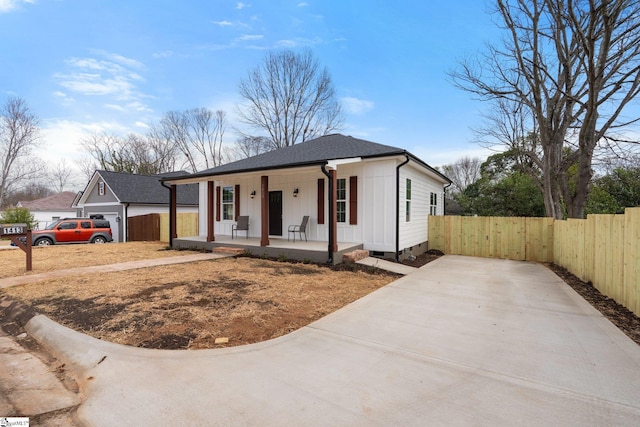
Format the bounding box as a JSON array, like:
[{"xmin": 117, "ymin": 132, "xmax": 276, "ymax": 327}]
[
  {"xmin": 22, "ymin": 255, "xmax": 640, "ymax": 426},
  {"xmin": 356, "ymin": 256, "xmax": 418, "ymax": 275}
]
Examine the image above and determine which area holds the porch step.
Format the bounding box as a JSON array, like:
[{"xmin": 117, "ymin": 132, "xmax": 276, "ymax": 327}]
[
  {"xmin": 342, "ymin": 249, "xmax": 370, "ymax": 263},
  {"xmin": 212, "ymin": 247, "xmax": 246, "ymax": 256}
]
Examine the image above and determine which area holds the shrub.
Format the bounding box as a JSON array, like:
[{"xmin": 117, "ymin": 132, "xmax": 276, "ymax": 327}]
[{"xmin": 0, "ymin": 207, "xmax": 37, "ymax": 229}]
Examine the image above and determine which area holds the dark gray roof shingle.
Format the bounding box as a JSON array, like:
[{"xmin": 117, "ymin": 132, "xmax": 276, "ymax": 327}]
[
  {"xmin": 98, "ymin": 170, "xmax": 199, "ymax": 205},
  {"xmin": 197, "ymin": 134, "xmax": 405, "ymax": 176},
  {"xmin": 162, "ymin": 134, "xmax": 451, "ymax": 184}
]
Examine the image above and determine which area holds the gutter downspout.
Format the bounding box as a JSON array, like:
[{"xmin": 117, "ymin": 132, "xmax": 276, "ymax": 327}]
[
  {"xmin": 160, "ymin": 181, "xmax": 174, "ymax": 247},
  {"xmin": 443, "ymin": 182, "xmax": 452, "ymax": 215},
  {"xmin": 124, "ymin": 202, "xmax": 129, "ymax": 242},
  {"xmin": 395, "ymin": 154, "xmax": 410, "ymax": 262},
  {"xmin": 321, "ymin": 163, "xmax": 334, "ymax": 264}
]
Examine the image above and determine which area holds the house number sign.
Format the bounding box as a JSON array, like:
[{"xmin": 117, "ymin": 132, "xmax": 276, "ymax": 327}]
[
  {"xmin": 0, "ymin": 223, "xmax": 32, "ymax": 271},
  {"xmin": 1, "ymin": 223, "xmax": 27, "ymax": 236}
]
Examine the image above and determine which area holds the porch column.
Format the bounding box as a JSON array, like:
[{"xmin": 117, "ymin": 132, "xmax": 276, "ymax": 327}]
[
  {"xmin": 170, "ymin": 184, "xmax": 177, "ymax": 245},
  {"xmin": 260, "ymin": 175, "xmax": 269, "ymax": 247},
  {"xmin": 329, "ymin": 169, "xmax": 338, "ymax": 252},
  {"xmin": 207, "ymin": 181, "xmax": 215, "ymax": 242}
]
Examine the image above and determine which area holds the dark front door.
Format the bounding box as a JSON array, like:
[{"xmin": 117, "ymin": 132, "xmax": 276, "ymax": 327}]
[{"xmin": 269, "ymin": 191, "xmax": 283, "ymax": 236}]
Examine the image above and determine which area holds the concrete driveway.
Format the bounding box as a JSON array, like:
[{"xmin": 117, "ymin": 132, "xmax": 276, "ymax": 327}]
[{"xmin": 26, "ymin": 255, "xmax": 640, "ymax": 426}]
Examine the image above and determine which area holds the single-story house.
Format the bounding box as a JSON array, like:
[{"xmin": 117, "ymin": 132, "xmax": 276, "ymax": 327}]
[
  {"xmin": 162, "ymin": 134, "xmax": 451, "ymax": 263},
  {"xmin": 73, "ymin": 170, "xmax": 199, "ymax": 242},
  {"xmin": 16, "ymin": 191, "xmax": 79, "ymax": 229}
]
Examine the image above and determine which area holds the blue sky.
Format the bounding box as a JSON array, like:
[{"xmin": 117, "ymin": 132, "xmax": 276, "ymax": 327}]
[{"xmin": 1, "ymin": 0, "xmax": 499, "ymax": 184}]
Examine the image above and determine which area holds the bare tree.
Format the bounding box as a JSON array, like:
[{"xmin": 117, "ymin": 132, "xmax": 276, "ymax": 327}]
[
  {"xmin": 158, "ymin": 108, "xmax": 227, "ymax": 172},
  {"xmin": 0, "ymin": 96, "xmax": 42, "ymax": 208},
  {"xmin": 2, "ymin": 183, "xmax": 53, "ymax": 208},
  {"xmin": 49, "ymin": 159, "xmax": 75, "ymax": 192},
  {"xmin": 441, "ymin": 157, "xmax": 483, "ymax": 194},
  {"xmin": 451, "ymin": 0, "xmax": 640, "ymax": 218},
  {"xmin": 237, "ymin": 49, "xmax": 344, "ymax": 149},
  {"xmin": 78, "ymin": 156, "xmax": 99, "ymax": 182},
  {"xmin": 145, "ymin": 124, "xmax": 180, "ymax": 172},
  {"xmin": 472, "ymin": 98, "xmax": 546, "ymax": 191},
  {"xmin": 234, "ymin": 135, "xmax": 273, "ymax": 159},
  {"xmin": 80, "ymin": 132, "xmax": 177, "ymax": 175}
]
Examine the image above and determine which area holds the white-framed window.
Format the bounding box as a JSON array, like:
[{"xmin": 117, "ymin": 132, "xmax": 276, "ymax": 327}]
[
  {"xmin": 430, "ymin": 192, "xmax": 438, "ymax": 215},
  {"xmin": 337, "ymin": 178, "xmax": 346, "ymax": 223},
  {"xmin": 222, "ymin": 186, "xmax": 234, "ymax": 220},
  {"xmin": 98, "ymin": 181, "xmax": 105, "ymax": 196},
  {"xmin": 406, "ymin": 178, "xmax": 412, "ymax": 222}
]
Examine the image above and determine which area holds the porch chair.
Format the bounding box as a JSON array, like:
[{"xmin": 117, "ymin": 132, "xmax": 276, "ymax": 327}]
[
  {"xmin": 288, "ymin": 215, "xmax": 309, "ymax": 242},
  {"xmin": 232, "ymin": 216, "xmax": 249, "ymax": 239}
]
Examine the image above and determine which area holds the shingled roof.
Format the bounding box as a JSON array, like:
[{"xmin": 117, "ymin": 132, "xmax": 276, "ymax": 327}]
[
  {"xmin": 97, "ymin": 170, "xmax": 199, "ymax": 205},
  {"xmin": 167, "ymin": 134, "xmax": 450, "ymax": 183},
  {"xmin": 17, "ymin": 191, "xmax": 77, "ymax": 210}
]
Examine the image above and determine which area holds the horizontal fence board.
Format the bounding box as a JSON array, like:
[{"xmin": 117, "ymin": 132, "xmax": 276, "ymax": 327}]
[{"xmin": 429, "ymin": 209, "xmax": 639, "ymax": 317}]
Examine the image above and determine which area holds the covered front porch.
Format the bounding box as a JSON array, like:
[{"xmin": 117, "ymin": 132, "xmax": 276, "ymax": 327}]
[{"xmin": 172, "ymin": 235, "xmax": 363, "ymax": 265}]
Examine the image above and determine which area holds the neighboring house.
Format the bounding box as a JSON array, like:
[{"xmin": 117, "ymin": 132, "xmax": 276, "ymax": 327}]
[
  {"xmin": 73, "ymin": 170, "xmax": 199, "ymax": 243},
  {"xmin": 16, "ymin": 191, "xmax": 79, "ymax": 229},
  {"xmin": 162, "ymin": 134, "xmax": 451, "ymax": 262}
]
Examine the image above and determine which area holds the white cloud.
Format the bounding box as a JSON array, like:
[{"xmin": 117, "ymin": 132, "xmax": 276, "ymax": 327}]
[
  {"xmin": 99, "ymin": 51, "xmax": 144, "ymax": 69},
  {"xmin": 53, "ymin": 52, "xmax": 151, "ymax": 113},
  {"xmin": 275, "ymin": 36, "xmax": 323, "ymax": 48},
  {"xmin": 52, "ymin": 90, "xmax": 74, "ymax": 106},
  {"xmin": 212, "ymin": 20, "xmax": 233, "ymax": 27},
  {"xmin": 152, "ymin": 50, "xmax": 174, "ymax": 59},
  {"xmin": 56, "ymin": 72, "xmax": 135, "ymax": 97},
  {"xmin": 341, "ymin": 97, "xmax": 374, "ymax": 115},
  {"xmin": 297, "ymin": 2, "xmax": 309, "ymax": 7},
  {"xmin": 0, "ymin": 0, "xmax": 34, "ymax": 13},
  {"xmin": 236, "ymin": 2, "xmax": 249, "ymax": 9},
  {"xmin": 39, "ymin": 119, "xmax": 138, "ymax": 187},
  {"xmin": 135, "ymin": 121, "xmax": 150, "ymax": 129},
  {"xmin": 105, "ymin": 103, "xmax": 127, "ymax": 112},
  {"xmin": 238, "ymin": 34, "xmax": 263, "ymax": 41}
]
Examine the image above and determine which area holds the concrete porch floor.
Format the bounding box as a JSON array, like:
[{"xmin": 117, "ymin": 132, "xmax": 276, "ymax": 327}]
[{"xmin": 172, "ymin": 235, "xmax": 363, "ymax": 264}]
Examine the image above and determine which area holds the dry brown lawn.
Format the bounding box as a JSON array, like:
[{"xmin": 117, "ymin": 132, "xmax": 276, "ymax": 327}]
[
  {"xmin": 1, "ymin": 242, "xmax": 400, "ymax": 349},
  {"xmin": 0, "ymin": 241, "xmax": 198, "ymax": 278}
]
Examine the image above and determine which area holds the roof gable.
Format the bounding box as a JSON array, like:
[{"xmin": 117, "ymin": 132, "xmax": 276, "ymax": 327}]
[{"xmin": 83, "ymin": 171, "xmax": 199, "ymax": 205}]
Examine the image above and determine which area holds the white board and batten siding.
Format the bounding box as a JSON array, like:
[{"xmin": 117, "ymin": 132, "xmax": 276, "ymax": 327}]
[
  {"xmin": 336, "ymin": 159, "xmax": 397, "ymax": 253},
  {"xmin": 195, "ymin": 158, "xmax": 446, "ymax": 256},
  {"xmin": 197, "ymin": 168, "xmax": 323, "ymax": 239},
  {"xmin": 398, "ymin": 163, "xmax": 443, "ymax": 254}
]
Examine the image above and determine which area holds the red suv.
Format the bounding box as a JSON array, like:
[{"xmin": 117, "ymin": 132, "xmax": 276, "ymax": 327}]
[{"xmin": 30, "ymin": 218, "xmax": 113, "ymax": 246}]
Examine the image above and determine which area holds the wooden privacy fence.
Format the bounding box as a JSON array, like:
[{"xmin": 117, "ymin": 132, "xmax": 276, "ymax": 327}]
[
  {"xmin": 127, "ymin": 213, "xmax": 198, "ymax": 242},
  {"xmin": 159, "ymin": 213, "xmax": 198, "ymax": 243},
  {"xmin": 428, "ymin": 216, "xmax": 554, "ymax": 262},
  {"xmin": 128, "ymin": 214, "xmax": 161, "ymax": 241},
  {"xmin": 428, "ymin": 207, "xmax": 640, "ymax": 317}
]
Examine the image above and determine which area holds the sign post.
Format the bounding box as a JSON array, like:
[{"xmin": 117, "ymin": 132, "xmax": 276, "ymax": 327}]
[{"xmin": 1, "ymin": 223, "xmax": 32, "ymax": 271}]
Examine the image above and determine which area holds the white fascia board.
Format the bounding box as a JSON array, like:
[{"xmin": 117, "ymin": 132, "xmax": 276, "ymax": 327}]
[{"xmin": 326, "ymin": 157, "xmax": 362, "ymax": 170}]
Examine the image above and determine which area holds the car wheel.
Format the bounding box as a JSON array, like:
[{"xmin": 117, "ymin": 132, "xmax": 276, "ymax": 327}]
[
  {"xmin": 92, "ymin": 236, "xmax": 107, "ymax": 244},
  {"xmin": 35, "ymin": 238, "xmax": 53, "ymax": 246}
]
